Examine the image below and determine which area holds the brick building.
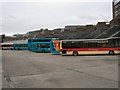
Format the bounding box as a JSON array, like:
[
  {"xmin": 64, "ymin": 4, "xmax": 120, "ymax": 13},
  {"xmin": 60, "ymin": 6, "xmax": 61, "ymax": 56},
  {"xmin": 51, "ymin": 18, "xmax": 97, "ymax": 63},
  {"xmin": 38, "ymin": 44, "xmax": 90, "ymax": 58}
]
[
  {"xmin": 110, "ymin": 0, "xmax": 120, "ymax": 27},
  {"xmin": 113, "ymin": 0, "xmax": 120, "ymax": 19},
  {"xmin": 96, "ymin": 22, "xmax": 110, "ymax": 30}
]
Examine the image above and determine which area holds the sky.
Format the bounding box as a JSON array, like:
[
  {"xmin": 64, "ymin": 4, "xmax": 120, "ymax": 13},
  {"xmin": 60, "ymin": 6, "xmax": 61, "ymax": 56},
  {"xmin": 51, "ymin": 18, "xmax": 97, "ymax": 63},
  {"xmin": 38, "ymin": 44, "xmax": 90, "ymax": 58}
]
[{"xmin": 0, "ymin": 0, "xmax": 112, "ymax": 36}]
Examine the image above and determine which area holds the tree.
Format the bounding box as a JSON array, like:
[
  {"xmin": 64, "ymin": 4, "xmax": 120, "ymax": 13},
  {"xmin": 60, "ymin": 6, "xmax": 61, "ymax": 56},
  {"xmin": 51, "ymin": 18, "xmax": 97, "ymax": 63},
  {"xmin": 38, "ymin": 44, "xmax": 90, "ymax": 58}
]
[{"xmin": 1, "ymin": 34, "xmax": 5, "ymax": 43}]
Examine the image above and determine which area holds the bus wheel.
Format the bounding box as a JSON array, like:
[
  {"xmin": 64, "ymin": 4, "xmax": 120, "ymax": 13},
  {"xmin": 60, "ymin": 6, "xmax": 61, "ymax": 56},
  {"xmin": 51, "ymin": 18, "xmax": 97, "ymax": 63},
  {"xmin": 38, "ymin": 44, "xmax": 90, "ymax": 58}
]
[
  {"xmin": 42, "ymin": 50, "xmax": 45, "ymax": 53},
  {"xmin": 109, "ymin": 50, "xmax": 114, "ymax": 55},
  {"xmin": 73, "ymin": 51, "xmax": 78, "ymax": 56}
]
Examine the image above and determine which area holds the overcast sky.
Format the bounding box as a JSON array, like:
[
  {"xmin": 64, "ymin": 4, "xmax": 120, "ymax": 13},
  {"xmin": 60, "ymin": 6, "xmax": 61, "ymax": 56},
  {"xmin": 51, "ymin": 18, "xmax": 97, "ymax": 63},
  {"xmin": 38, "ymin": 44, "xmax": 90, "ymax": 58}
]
[{"xmin": 0, "ymin": 0, "xmax": 112, "ymax": 36}]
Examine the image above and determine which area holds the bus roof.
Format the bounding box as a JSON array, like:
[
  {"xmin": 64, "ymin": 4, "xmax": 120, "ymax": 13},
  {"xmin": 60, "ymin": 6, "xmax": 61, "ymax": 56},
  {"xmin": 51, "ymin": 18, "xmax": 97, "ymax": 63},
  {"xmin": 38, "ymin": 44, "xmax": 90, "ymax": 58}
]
[
  {"xmin": 1, "ymin": 43, "xmax": 13, "ymax": 45},
  {"xmin": 28, "ymin": 38, "xmax": 52, "ymax": 40},
  {"xmin": 62, "ymin": 38, "xmax": 109, "ymax": 42},
  {"xmin": 13, "ymin": 39, "xmax": 28, "ymax": 44},
  {"xmin": 31, "ymin": 42, "xmax": 51, "ymax": 44},
  {"xmin": 28, "ymin": 38, "xmax": 59, "ymax": 40}
]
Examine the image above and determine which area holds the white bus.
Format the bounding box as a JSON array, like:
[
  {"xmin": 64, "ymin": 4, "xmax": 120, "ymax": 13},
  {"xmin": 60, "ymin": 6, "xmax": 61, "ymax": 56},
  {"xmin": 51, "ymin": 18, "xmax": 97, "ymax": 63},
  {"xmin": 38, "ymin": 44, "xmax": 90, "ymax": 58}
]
[
  {"xmin": 60, "ymin": 38, "xmax": 120, "ymax": 56},
  {"xmin": 0, "ymin": 43, "xmax": 13, "ymax": 50}
]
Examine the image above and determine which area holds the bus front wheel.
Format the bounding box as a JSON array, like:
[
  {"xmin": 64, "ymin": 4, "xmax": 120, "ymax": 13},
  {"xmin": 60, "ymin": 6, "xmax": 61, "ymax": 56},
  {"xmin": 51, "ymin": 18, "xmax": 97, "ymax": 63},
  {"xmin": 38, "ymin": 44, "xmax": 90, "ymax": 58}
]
[
  {"xmin": 73, "ymin": 51, "xmax": 78, "ymax": 56},
  {"xmin": 109, "ymin": 50, "xmax": 114, "ymax": 55},
  {"xmin": 42, "ymin": 50, "xmax": 45, "ymax": 53}
]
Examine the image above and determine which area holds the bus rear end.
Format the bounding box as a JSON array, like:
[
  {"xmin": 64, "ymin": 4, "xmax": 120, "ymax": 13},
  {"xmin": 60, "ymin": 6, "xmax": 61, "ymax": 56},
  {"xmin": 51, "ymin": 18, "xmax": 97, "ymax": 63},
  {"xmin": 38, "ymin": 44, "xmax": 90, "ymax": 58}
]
[
  {"xmin": 1, "ymin": 43, "xmax": 13, "ymax": 50},
  {"xmin": 13, "ymin": 44, "xmax": 28, "ymax": 50},
  {"xmin": 52, "ymin": 40, "xmax": 61, "ymax": 54}
]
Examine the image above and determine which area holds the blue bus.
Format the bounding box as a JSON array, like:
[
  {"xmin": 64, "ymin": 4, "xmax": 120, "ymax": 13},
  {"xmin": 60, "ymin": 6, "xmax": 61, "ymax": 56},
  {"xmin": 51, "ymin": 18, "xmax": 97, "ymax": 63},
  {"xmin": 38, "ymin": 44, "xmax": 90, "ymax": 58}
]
[
  {"xmin": 27, "ymin": 38, "xmax": 59, "ymax": 53},
  {"xmin": 13, "ymin": 43, "xmax": 28, "ymax": 50},
  {"xmin": 13, "ymin": 40, "xmax": 28, "ymax": 50}
]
